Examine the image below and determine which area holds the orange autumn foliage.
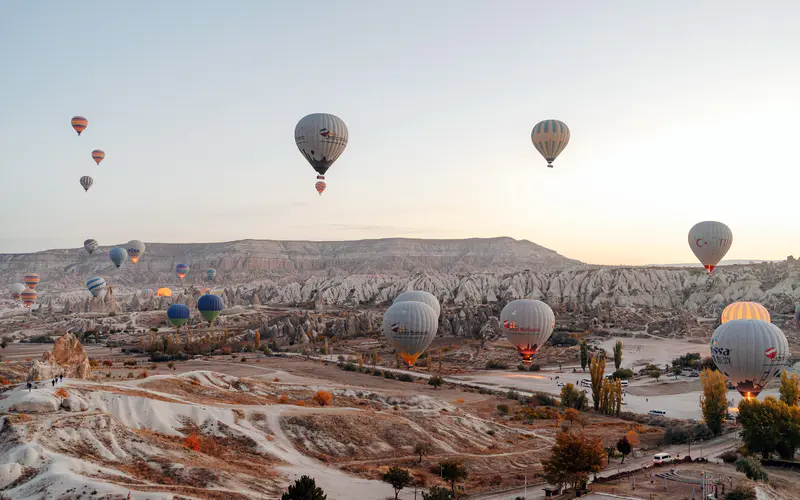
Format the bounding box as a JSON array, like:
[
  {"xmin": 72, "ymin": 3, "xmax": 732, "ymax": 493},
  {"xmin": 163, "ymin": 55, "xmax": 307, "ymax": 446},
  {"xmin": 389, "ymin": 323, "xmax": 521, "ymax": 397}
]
[
  {"xmin": 185, "ymin": 433, "xmax": 201, "ymax": 451},
  {"xmin": 313, "ymin": 390, "xmax": 333, "ymax": 407}
]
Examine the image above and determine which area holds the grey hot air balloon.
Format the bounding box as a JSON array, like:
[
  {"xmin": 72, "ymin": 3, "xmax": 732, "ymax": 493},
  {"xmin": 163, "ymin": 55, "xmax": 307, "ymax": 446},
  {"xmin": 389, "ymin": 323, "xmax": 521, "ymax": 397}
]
[
  {"xmin": 109, "ymin": 247, "xmax": 128, "ymax": 268},
  {"xmin": 295, "ymin": 113, "xmax": 348, "ymax": 188},
  {"xmin": 126, "ymin": 240, "xmax": 146, "ymax": 264},
  {"xmin": 80, "ymin": 175, "xmax": 93, "ymax": 192},
  {"xmin": 381, "ymin": 301, "xmax": 438, "ymax": 367},
  {"xmin": 710, "ymin": 319, "xmax": 789, "ymax": 398},
  {"xmin": 500, "ymin": 299, "xmax": 555, "ymax": 363},
  {"xmin": 83, "ymin": 239, "xmax": 98, "ymax": 254},
  {"xmin": 688, "ymin": 221, "xmax": 733, "ymax": 274},
  {"xmin": 393, "ymin": 290, "xmax": 441, "ymax": 319},
  {"xmin": 9, "ymin": 283, "xmax": 25, "ymax": 300}
]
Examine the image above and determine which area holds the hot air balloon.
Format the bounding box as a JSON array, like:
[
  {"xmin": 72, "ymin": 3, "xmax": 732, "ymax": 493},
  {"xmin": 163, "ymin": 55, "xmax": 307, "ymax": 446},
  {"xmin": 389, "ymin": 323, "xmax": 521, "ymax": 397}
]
[
  {"xmin": 71, "ymin": 116, "xmax": 88, "ymax": 135},
  {"xmin": 85, "ymin": 276, "xmax": 107, "ymax": 297},
  {"xmin": 795, "ymin": 305, "xmax": 800, "ymax": 328},
  {"xmin": 167, "ymin": 304, "xmax": 191, "ymax": 328},
  {"xmin": 92, "ymin": 149, "xmax": 105, "ymax": 165},
  {"xmin": 109, "ymin": 247, "xmax": 128, "ymax": 268},
  {"xmin": 9, "ymin": 283, "xmax": 25, "ymax": 300},
  {"xmin": 21, "ymin": 288, "xmax": 37, "ymax": 308},
  {"xmin": 141, "ymin": 288, "xmax": 154, "ymax": 298},
  {"xmin": 688, "ymin": 221, "xmax": 733, "ymax": 273},
  {"xmin": 84, "ymin": 239, "xmax": 98, "ymax": 254},
  {"xmin": 23, "ymin": 274, "xmax": 40, "ymax": 290},
  {"xmin": 157, "ymin": 287, "xmax": 172, "ymax": 297},
  {"xmin": 500, "ymin": 299, "xmax": 555, "ymax": 363},
  {"xmin": 721, "ymin": 302, "xmax": 770, "ymax": 324},
  {"xmin": 80, "ymin": 176, "xmax": 93, "ymax": 192},
  {"xmin": 176, "ymin": 264, "xmax": 189, "ymax": 279},
  {"xmin": 393, "ymin": 290, "xmax": 441, "ymax": 319},
  {"xmin": 197, "ymin": 294, "xmax": 224, "ymax": 324},
  {"xmin": 211, "ymin": 289, "xmax": 224, "ymax": 296},
  {"xmin": 207, "ymin": 268, "xmax": 216, "ymax": 282},
  {"xmin": 531, "ymin": 119, "xmax": 570, "ymax": 168},
  {"xmin": 381, "ymin": 301, "xmax": 438, "ymax": 367},
  {"xmin": 126, "ymin": 240, "xmax": 146, "ymax": 264},
  {"xmin": 710, "ymin": 319, "xmax": 789, "ymax": 398},
  {"xmin": 200, "ymin": 287, "xmax": 211, "ymax": 295},
  {"xmin": 315, "ymin": 181, "xmax": 326, "ymax": 195},
  {"xmin": 295, "ymin": 113, "xmax": 348, "ymax": 190}
]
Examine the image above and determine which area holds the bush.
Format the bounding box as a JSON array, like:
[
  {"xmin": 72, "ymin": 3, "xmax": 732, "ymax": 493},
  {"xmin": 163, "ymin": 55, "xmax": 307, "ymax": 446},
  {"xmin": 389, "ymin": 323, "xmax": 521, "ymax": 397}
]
[
  {"xmin": 88, "ymin": 359, "xmax": 98, "ymax": 368},
  {"xmin": 735, "ymin": 457, "xmax": 768, "ymax": 482},
  {"xmin": 560, "ymin": 384, "xmax": 589, "ymax": 411},
  {"xmin": 724, "ymin": 484, "xmax": 756, "ymax": 500},
  {"xmin": 506, "ymin": 390, "xmax": 520, "ymax": 401},
  {"xmin": 278, "ymin": 394, "xmax": 289, "ymax": 404},
  {"xmin": 497, "ymin": 404, "xmax": 510, "ymax": 415},
  {"xmin": 343, "ymin": 362, "xmax": 357, "ymax": 372},
  {"xmin": 184, "ymin": 433, "xmax": 201, "ymax": 451},
  {"xmin": 149, "ymin": 353, "xmax": 189, "ymax": 363},
  {"xmin": 692, "ymin": 423, "xmax": 713, "ymax": 441},
  {"xmin": 663, "ymin": 426, "xmax": 690, "ymax": 445},
  {"xmin": 138, "ymin": 370, "xmax": 149, "ymax": 379},
  {"xmin": 384, "ymin": 371, "xmax": 396, "ymax": 380},
  {"xmin": 123, "ymin": 360, "xmax": 137, "ymax": 367},
  {"xmin": 398, "ymin": 373, "xmax": 414, "ymax": 382},
  {"xmin": 720, "ymin": 450, "xmax": 739, "ymax": 464},
  {"xmin": 486, "ymin": 360, "xmax": 508, "ymax": 370},
  {"xmin": 372, "ymin": 369, "xmax": 383, "ymax": 377},
  {"xmin": 671, "ymin": 352, "xmax": 702, "ymax": 368},
  {"xmin": 240, "ymin": 356, "xmax": 247, "ymax": 363},
  {"xmin": 548, "ymin": 332, "xmax": 579, "ymax": 347},
  {"xmin": 611, "ymin": 368, "xmax": 634, "ymax": 380},
  {"xmin": 529, "ymin": 364, "xmax": 541, "ymax": 372},
  {"xmin": 102, "ymin": 360, "xmax": 113, "ymax": 367},
  {"xmin": 428, "ymin": 375, "xmax": 443, "ymax": 389},
  {"xmin": 313, "ymin": 391, "xmax": 333, "ymax": 407},
  {"xmin": 531, "ymin": 392, "xmax": 558, "ymax": 407}
]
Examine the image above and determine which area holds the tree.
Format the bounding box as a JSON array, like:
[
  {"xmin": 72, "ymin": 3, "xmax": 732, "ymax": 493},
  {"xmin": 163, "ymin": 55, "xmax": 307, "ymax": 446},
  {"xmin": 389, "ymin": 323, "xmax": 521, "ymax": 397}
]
[
  {"xmin": 54, "ymin": 388, "xmax": 69, "ymax": 404},
  {"xmin": 625, "ymin": 429, "xmax": 640, "ymax": 448},
  {"xmin": 281, "ymin": 475, "xmax": 327, "ymax": 500},
  {"xmin": 734, "ymin": 457, "xmax": 768, "ymax": 483},
  {"xmin": 542, "ymin": 431, "xmax": 606, "ymax": 490},
  {"xmin": 739, "ymin": 396, "xmax": 800, "ymax": 459},
  {"xmin": 724, "ymin": 484, "xmax": 757, "ymax": 500},
  {"xmin": 563, "ymin": 408, "xmax": 580, "ymax": 426},
  {"xmin": 579, "ymin": 340, "xmax": 588, "ymax": 372},
  {"xmin": 254, "ymin": 330, "xmax": 261, "ymax": 350},
  {"xmin": 670, "ymin": 365, "xmax": 682, "ymax": 380},
  {"xmin": 616, "ymin": 436, "xmax": 632, "ymax": 463},
  {"xmin": 589, "ymin": 356, "xmax": 606, "ymax": 411},
  {"xmin": 422, "ymin": 486, "xmax": 453, "ymax": 500},
  {"xmin": 414, "ymin": 442, "xmax": 432, "ymax": 464},
  {"xmin": 313, "ymin": 390, "xmax": 333, "ymax": 407},
  {"xmin": 700, "ymin": 368, "xmax": 727, "ymax": 436},
  {"xmin": 428, "ymin": 375, "xmax": 443, "ymax": 389},
  {"xmin": 613, "ymin": 340, "xmax": 623, "ymax": 370},
  {"xmin": 779, "ymin": 370, "xmax": 800, "ymax": 406},
  {"xmin": 649, "ymin": 368, "xmax": 661, "ymax": 382},
  {"xmin": 560, "ymin": 383, "xmax": 588, "ymax": 411},
  {"xmin": 382, "ymin": 466, "xmax": 412, "ymax": 500},
  {"xmin": 439, "ymin": 459, "xmax": 468, "ymax": 499},
  {"xmin": 0, "ymin": 340, "xmax": 7, "ymax": 349}
]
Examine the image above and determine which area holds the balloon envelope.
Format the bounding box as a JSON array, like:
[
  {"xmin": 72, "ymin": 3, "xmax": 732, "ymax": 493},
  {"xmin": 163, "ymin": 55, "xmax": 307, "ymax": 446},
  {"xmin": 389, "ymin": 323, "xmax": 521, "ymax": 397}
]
[
  {"xmin": 167, "ymin": 304, "xmax": 191, "ymax": 327},
  {"xmin": 295, "ymin": 113, "xmax": 348, "ymax": 177},
  {"xmin": 92, "ymin": 149, "xmax": 105, "ymax": 165},
  {"xmin": 500, "ymin": 299, "xmax": 555, "ymax": 363},
  {"xmin": 393, "ymin": 290, "xmax": 441, "ymax": 319},
  {"xmin": 85, "ymin": 276, "xmax": 106, "ymax": 297},
  {"xmin": 197, "ymin": 294, "xmax": 224, "ymax": 324},
  {"xmin": 109, "ymin": 247, "xmax": 128, "ymax": 268},
  {"xmin": 71, "ymin": 116, "xmax": 87, "ymax": 135},
  {"xmin": 721, "ymin": 302, "xmax": 770, "ymax": 324},
  {"xmin": 21, "ymin": 287, "xmax": 37, "ymax": 307},
  {"xmin": 315, "ymin": 181, "xmax": 326, "ymax": 195},
  {"xmin": 23, "ymin": 274, "xmax": 40, "ymax": 290},
  {"xmin": 84, "ymin": 239, "xmax": 98, "ymax": 254},
  {"xmin": 207, "ymin": 268, "xmax": 216, "ymax": 281},
  {"xmin": 176, "ymin": 263, "xmax": 189, "ymax": 279},
  {"xmin": 381, "ymin": 301, "xmax": 438, "ymax": 367},
  {"xmin": 9, "ymin": 283, "xmax": 25, "ymax": 299},
  {"xmin": 157, "ymin": 287, "xmax": 172, "ymax": 297},
  {"xmin": 531, "ymin": 119, "xmax": 570, "ymax": 167},
  {"xmin": 126, "ymin": 240, "xmax": 146, "ymax": 264},
  {"xmin": 710, "ymin": 319, "xmax": 789, "ymax": 398},
  {"xmin": 80, "ymin": 176, "xmax": 93, "ymax": 192},
  {"xmin": 688, "ymin": 221, "xmax": 733, "ymax": 273}
]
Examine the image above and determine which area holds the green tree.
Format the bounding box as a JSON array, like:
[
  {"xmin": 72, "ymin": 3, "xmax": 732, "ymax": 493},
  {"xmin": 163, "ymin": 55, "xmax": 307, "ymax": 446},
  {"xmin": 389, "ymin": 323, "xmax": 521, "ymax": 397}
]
[
  {"xmin": 615, "ymin": 436, "xmax": 632, "ymax": 463},
  {"xmin": 700, "ymin": 368, "xmax": 727, "ymax": 436},
  {"xmin": 382, "ymin": 466, "xmax": 413, "ymax": 500},
  {"xmin": 589, "ymin": 355, "xmax": 606, "ymax": 411},
  {"xmin": 542, "ymin": 431, "xmax": 606, "ymax": 490},
  {"xmin": 579, "ymin": 340, "xmax": 588, "ymax": 372},
  {"xmin": 560, "ymin": 383, "xmax": 588, "ymax": 411},
  {"xmin": 724, "ymin": 484, "xmax": 756, "ymax": 500},
  {"xmin": 734, "ymin": 457, "xmax": 768, "ymax": 482},
  {"xmin": 670, "ymin": 365, "xmax": 682, "ymax": 380},
  {"xmin": 649, "ymin": 368, "xmax": 662, "ymax": 382},
  {"xmin": 739, "ymin": 397, "xmax": 800, "ymax": 459},
  {"xmin": 281, "ymin": 475, "xmax": 327, "ymax": 500},
  {"xmin": 613, "ymin": 340, "xmax": 623, "ymax": 370},
  {"xmin": 414, "ymin": 441, "xmax": 431, "ymax": 464},
  {"xmin": 779, "ymin": 370, "xmax": 800, "ymax": 406},
  {"xmin": 422, "ymin": 486, "xmax": 453, "ymax": 500},
  {"xmin": 439, "ymin": 460, "xmax": 469, "ymax": 499}
]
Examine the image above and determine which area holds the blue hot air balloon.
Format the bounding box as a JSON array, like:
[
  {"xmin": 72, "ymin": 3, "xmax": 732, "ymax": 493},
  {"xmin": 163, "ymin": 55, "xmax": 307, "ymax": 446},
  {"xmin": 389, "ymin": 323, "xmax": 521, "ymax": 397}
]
[
  {"xmin": 197, "ymin": 294, "xmax": 224, "ymax": 324},
  {"xmin": 207, "ymin": 268, "xmax": 217, "ymax": 281},
  {"xmin": 167, "ymin": 303, "xmax": 191, "ymax": 328},
  {"xmin": 176, "ymin": 263, "xmax": 189, "ymax": 279},
  {"xmin": 109, "ymin": 247, "xmax": 128, "ymax": 268},
  {"xmin": 85, "ymin": 276, "xmax": 107, "ymax": 297},
  {"xmin": 795, "ymin": 305, "xmax": 800, "ymax": 327}
]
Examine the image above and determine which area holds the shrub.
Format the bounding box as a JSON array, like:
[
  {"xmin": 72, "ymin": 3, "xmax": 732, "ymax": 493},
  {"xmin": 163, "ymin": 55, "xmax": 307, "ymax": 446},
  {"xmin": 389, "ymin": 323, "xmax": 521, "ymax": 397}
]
[
  {"xmin": 240, "ymin": 356, "xmax": 247, "ymax": 363},
  {"xmin": 190, "ymin": 378, "xmax": 201, "ymax": 386},
  {"xmin": 343, "ymin": 362, "xmax": 357, "ymax": 372},
  {"xmin": 529, "ymin": 364, "xmax": 541, "ymax": 372},
  {"xmin": 88, "ymin": 359, "xmax": 98, "ymax": 368},
  {"xmin": 734, "ymin": 457, "xmax": 768, "ymax": 482},
  {"xmin": 611, "ymin": 368, "xmax": 634, "ymax": 380},
  {"xmin": 724, "ymin": 484, "xmax": 756, "ymax": 500},
  {"xmin": 185, "ymin": 433, "xmax": 201, "ymax": 451},
  {"xmin": 532, "ymin": 392, "xmax": 558, "ymax": 407},
  {"xmin": 486, "ymin": 360, "xmax": 508, "ymax": 370},
  {"xmin": 663, "ymin": 426, "xmax": 690, "ymax": 445},
  {"xmin": 398, "ymin": 373, "xmax": 414, "ymax": 382},
  {"xmin": 295, "ymin": 400, "xmax": 306, "ymax": 407},
  {"xmin": 102, "ymin": 360, "xmax": 113, "ymax": 367},
  {"xmin": 0, "ymin": 377, "xmax": 9, "ymax": 386},
  {"xmin": 692, "ymin": 423, "xmax": 713, "ymax": 441},
  {"xmin": 138, "ymin": 370, "xmax": 149, "ymax": 379},
  {"xmin": 506, "ymin": 390, "xmax": 520, "ymax": 401},
  {"xmin": 278, "ymin": 394, "xmax": 289, "ymax": 404},
  {"xmin": 497, "ymin": 404, "xmax": 510, "ymax": 415},
  {"xmin": 428, "ymin": 375, "xmax": 443, "ymax": 389},
  {"xmin": 372, "ymin": 369, "xmax": 383, "ymax": 377},
  {"xmin": 167, "ymin": 362, "xmax": 175, "ymax": 370},
  {"xmin": 123, "ymin": 360, "xmax": 137, "ymax": 367},
  {"xmin": 384, "ymin": 371, "xmax": 396, "ymax": 380},
  {"xmin": 720, "ymin": 450, "xmax": 739, "ymax": 464},
  {"xmin": 126, "ymin": 372, "xmax": 135, "ymax": 379},
  {"xmin": 313, "ymin": 391, "xmax": 333, "ymax": 407}
]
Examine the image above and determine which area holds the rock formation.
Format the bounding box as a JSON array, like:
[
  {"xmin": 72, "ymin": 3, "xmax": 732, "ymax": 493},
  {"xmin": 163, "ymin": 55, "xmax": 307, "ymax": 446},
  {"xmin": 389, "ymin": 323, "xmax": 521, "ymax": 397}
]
[{"xmin": 28, "ymin": 333, "xmax": 92, "ymax": 381}]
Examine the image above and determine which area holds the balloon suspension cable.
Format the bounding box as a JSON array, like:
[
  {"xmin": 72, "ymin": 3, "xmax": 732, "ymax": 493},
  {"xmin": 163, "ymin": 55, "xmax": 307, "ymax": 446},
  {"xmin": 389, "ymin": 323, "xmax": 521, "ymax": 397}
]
[{"xmin": 547, "ymin": 163, "xmax": 553, "ymax": 168}]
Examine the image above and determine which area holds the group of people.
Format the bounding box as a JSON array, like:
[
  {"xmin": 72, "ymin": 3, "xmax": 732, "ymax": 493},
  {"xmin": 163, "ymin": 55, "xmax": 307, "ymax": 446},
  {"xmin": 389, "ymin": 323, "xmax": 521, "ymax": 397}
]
[{"xmin": 26, "ymin": 373, "xmax": 64, "ymax": 392}]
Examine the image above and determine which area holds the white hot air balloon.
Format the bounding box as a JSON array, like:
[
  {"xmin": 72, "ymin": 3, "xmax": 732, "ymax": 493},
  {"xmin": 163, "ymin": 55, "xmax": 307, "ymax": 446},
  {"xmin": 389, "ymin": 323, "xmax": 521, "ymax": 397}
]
[
  {"xmin": 9, "ymin": 283, "xmax": 25, "ymax": 300},
  {"xmin": 710, "ymin": 319, "xmax": 789, "ymax": 399},
  {"xmin": 126, "ymin": 240, "xmax": 146, "ymax": 264},
  {"xmin": 295, "ymin": 113, "xmax": 348, "ymax": 184},
  {"xmin": 393, "ymin": 290, "xmax": 441, "ymax": 319},
  {"xmin": 688, "ymin": 221, "xmax": 733, "ymax": 273},
  {"xmin": 382, "ymin": 301, "xmax": 438, "ymax": 367},
  {"xmin": 83, "ymin": 239, "xmax": 98, "ymax": 254},
  {"xmin": 80, "ymin": 176, "xmax": 94, "ymax": 192},
  {"xmin": 500, "ymin": 299, "xmax": 555, "ymax": 363}
]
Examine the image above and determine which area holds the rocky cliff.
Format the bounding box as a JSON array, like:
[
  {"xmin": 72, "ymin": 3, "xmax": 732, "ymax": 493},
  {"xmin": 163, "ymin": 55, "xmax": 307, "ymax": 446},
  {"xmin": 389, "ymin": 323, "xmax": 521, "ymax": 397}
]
[{"xmin": 28, "ymin": 333, "xmax": 92, "ymax": 381}]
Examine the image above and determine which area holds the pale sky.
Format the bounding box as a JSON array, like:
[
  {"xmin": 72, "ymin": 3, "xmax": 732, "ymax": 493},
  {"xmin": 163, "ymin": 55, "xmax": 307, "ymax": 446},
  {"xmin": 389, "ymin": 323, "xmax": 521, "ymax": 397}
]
[{"xmin": 1, "ymin": 1, "xmax": 798, "ymax": 265}]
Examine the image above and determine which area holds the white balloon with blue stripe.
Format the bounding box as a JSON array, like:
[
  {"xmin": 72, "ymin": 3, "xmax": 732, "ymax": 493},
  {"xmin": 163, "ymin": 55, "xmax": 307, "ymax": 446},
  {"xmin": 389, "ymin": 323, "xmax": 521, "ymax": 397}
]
[{"xmin": 85, "ymin": 276, "xmax": 107, "ymax": 297}]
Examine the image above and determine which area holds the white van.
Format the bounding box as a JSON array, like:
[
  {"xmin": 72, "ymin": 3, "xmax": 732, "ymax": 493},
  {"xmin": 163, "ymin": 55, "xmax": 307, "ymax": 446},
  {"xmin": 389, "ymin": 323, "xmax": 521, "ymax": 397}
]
[
  {"xmin": 580, "ymin": 378, "xmax": 592, "ymax": 388},
  {"xmin": 648, "ymin": 410, "xmax": 667, "ymax": 417},
  {"xmin": 653, "ymin": 452, "xmax": 673, "ymax": 464}
]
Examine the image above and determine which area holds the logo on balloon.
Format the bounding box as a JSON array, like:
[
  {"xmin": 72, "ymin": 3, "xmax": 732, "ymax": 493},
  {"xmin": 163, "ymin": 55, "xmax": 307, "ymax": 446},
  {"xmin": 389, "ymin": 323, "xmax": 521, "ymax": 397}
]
[
  {"xmin": 503, "ymin": 320, "xmax": 517, "ymax": 329},
  {"xmin": 765, "ymin": 347, "xmax": 777, "ymax": 359},
  {"xmin": 319, "ymin": 128, "xmax": 334, "ymax": 138}
]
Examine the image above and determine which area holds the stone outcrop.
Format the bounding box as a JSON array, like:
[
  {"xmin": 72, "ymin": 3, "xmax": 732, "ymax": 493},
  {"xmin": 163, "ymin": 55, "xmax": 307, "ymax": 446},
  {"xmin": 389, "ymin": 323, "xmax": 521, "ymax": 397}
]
[{"xmin": 28, "ymin": 333, "xmax": 91, "ymax": 381}]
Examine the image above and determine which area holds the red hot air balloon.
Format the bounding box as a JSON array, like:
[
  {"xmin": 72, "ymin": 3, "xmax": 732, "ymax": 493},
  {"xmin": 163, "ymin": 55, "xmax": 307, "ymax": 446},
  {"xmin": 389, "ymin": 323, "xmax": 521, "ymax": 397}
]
[
  {"xmin": 92, "ymin": 149, "xmax": 105, "ymax": 165},
  {"xmin": 71, "ymin": 116, "xmax": 88, "ymax": 135},
  {"xmin": 315, "ymin": 180, "xmax": 326, "ymax": 195}
]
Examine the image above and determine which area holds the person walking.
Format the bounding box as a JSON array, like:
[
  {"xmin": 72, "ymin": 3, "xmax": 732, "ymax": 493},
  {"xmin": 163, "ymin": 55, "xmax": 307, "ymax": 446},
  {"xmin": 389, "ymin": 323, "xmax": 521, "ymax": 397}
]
[
  {"xmin": 59, "ymin": 374, "xmax": 63, "ymax": 383},
  {"xmin": 27, "ymin": 381, "xmax": 31, "ymax": 392}
]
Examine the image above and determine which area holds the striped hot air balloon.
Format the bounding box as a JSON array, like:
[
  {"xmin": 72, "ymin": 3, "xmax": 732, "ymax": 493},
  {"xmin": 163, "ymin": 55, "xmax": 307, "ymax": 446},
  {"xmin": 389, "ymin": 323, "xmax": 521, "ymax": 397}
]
[
  {"xmin": 198, "ymin": 294, "xmax": 224, "ymax": 324},
  {"xmin": 167, "ymin": 304, "xmax": 190, "ymax": 328},
  {"xmin": 531, "ymin": 119, "xmax": 570, "ymax": 168},
  {"xmin": 71, "ymin": 116, "xmax": 88, "ymax": 135},
  {"xmin": 85, "ymin": 276, "xmax": 107, "ymax": 297},
  {"xmin": 109, "ymin": 247, "xmax": 128, "ymax": 268},
  {"xmin": 721, "ymin": 302, "xmax": 770, "ymax": 324},
  {"xmin": 84, "ymin": 239, "xmax": 98, "ymax": 254},
  {"xmin": 21, "ymin": 288, "xmax": 37, "ymax": 308},
  {"xmin": 23, "ymin": 273, "xmax": 40, "ymax": 290},
  {"xmin": 80, "ymin": 176, "xmax": 93, "ymax": 192},
  {"xmin": 92, "ymin": 149, "xmax": 105, "ymax": 165},
  {"xmin": 157, "ymin": 287, "xmax": 172, "ymax": 297},
  {"xmin": 315, "ymin": 180, "xmax": 326, "ymax": 195},
  {"xmin": 176, "ymin": 263, "xmax": 189, "ymax": 279}
]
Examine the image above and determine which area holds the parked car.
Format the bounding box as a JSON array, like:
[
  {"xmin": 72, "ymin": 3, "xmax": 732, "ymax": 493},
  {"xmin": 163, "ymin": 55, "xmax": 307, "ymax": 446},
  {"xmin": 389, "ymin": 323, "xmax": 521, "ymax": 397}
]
[{"xmin": 648, "ymin": 409, "xmax": 667, "ymax": 417}]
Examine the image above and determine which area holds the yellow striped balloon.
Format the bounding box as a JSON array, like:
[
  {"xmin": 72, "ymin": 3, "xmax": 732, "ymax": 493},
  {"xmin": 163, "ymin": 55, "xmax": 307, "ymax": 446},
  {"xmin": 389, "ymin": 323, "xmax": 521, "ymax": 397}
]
[
  {"xmin": 71, "ymin": 116, "xmax": 88, "ymax": 135},
  {"xmin": 531, "ymin": 119, "xmax": 570, "ymax": 168},
  {"xmin": 721, "ymin": 301, "xmax": 770, "ymax": 324},
  {"xmin": 92, "ymin": 149, "xmax": 105, "ymax": 164}
]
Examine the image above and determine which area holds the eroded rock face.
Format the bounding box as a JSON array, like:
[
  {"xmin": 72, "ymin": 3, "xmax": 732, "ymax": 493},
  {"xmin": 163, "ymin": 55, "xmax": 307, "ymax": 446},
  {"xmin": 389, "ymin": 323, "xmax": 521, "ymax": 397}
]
[{"xmin": 28, "ymin": 333, "xmax": 91, "ymax": 381}]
